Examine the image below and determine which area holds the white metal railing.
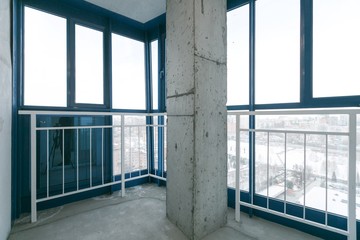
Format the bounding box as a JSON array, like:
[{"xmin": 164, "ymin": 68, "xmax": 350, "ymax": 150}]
[
  {"xmin": 230, "ymin": 109, "xmax": 359, "ymax": 240},
  {"xmin": 19, "ymin": 110, "xmax": 167, "ymax": 223}
]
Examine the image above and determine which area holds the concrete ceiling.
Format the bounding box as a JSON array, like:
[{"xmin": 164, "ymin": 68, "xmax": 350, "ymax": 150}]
[{"xmin": 84, "ymin": 0, "xmax": 166, "ymax": 23}]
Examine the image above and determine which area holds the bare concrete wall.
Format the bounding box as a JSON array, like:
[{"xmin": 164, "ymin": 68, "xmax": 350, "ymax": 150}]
[
  {"xmin": 0, "ymin": 0, "xmax": 12, "ymax": 239},
  {"xmin": 166, "ymin": 0, "xmax": 227, "ymax": 239}
]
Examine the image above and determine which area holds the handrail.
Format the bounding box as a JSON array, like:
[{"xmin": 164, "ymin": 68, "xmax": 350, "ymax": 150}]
[
  {"xmin": 228, "ymin": 108, "xmax": 360, "ymax": 115},
  {"xmin": 19, "ymin": 111, "xmax": 167, "ymax": 223},
  {"xmin": 231, "ymin": 109, "xmax": 358, "ymax": 240},
  {"xmin": 18, "ymin": 110, "xmax": 166, "ymax": 116}
]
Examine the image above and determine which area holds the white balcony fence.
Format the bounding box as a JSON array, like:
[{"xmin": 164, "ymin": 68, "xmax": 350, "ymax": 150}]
[
  {"xmin": 229, "ymin": 109, "xmax": 360, "ymax": 240},
  {"xmin": 20, "ymin": 108, "xmax": 359, "ymax": 240},
  {"xmin": 19, "ymin": 110, "xmax": 166, "ymax": 223}
]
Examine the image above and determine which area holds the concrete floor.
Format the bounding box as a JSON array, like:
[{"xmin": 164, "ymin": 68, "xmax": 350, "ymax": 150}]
[{"xmin": 9, "ymin": 184, "xmax": 321, "ymax": 240}]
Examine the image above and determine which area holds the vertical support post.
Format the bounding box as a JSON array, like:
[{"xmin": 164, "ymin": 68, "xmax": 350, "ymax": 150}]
[
  {"xmin": 30, "ymin": 114, "xmax": 37, "ymax": 223},
  {"xmin": 121, "ymin": 115, "xmax": 125, "ymax": 197},
  {"xmin": 62, "ymin": 129, "xmax": 65, "ymax": 193},
  {"xmin": 284, "ymin": 133, "xmax": 287, "ymax": 214},
  {"xmin": 77, "ymin": 129, "xmax": 79, "ymax": 191},
  {"xmin": 348, "ymin": 114, "xmax": 357, "ymax": 240},
  {"xmin": 138, "ymin": 126, "xmax": 141, "ymax": 175},
  {"xmin": 249, "ymin": 0, "xmax": 256, "ymax": 213},
  {"xmin": 235, "ymin": 114, "xmax": 241, "ymax": 222},
  {"xmin": 46, "ymin": 130, "xmax": 49, "ymax": 198},
  {"xmin": 325, "ymin": 134, "xmax": 328, "ymax": 226},
  {"xmin": 129, "ymin": 127, "xmax": 132, "ymax": 178},
  {"xmin": 303, "ymin": 134, "xmax": 306, "ymax": 219},
  {"xmin": 89, "ymin": 129, "xmax": 92, "ymax": 187},
  {"xmin": 267, "ymin": 132, "xmax": 269, "ymax": 209},
  {"xmin": 102, "ymin": 128, "xmax": 104, "ymax": 185}
]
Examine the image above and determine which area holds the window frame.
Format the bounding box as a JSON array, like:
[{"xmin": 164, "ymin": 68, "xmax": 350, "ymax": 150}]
[
  {"xmin": 110, "ymin": 31, "xmax": 147, "ymax": 111},
  {"xmin": 71, "ymin": 20, "xmax": 107, "ymax": 108},
  {"xmin": 227, "ymin": 0, "xmax": 360, "ymax": 111},
  {"xmin": 227, "ymin": 1, "xmax": 360, "ymax": 238},
  {"xmin": 19, "ymin": 0, "xmax": 164, "ymax": 113}
]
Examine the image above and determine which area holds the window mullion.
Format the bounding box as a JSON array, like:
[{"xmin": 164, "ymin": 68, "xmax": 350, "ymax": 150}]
[
  {"xmin": 300, "ymin": 0, "xmax": 313, "ymax": 105},
  {"xmin": 67, "ymin": 18, "xmax": 75, "ymax": 108}
]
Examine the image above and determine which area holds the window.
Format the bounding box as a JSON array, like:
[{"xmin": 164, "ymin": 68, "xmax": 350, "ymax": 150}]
[
  {"xmin": 151, "ymin": 40, "xmax": 159, "ymax": 110},
  {"xmin": 75, "ymin": 25, "xmax": 104, "ymax": 104},
  {"xmin": 227, "ymin": 5, "xmax": 249, "ymax": 106},
  {"xmin": 112, "ymin": 34, "xmax": 146, "ymax": 110},
  {"xmin": 24, "ymin": 7, "xmax": 67, "ymax": 107},
  {"xmin": 255, "ymin": 0, "xmax": 300, "ymax": 104},
  {"xmin": 313, "ymin": 0, "xmax": 360, "ymax": 98}
]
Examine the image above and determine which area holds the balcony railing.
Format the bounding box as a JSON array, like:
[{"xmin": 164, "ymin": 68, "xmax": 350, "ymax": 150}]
[
  {"xmin": 21, "ymin": 108, "xmax": 359, "ymax": 239},
  {"xmin": 229, "ymin": 109, "xmax": 359, "ymax": 240},
  {"xmin": 19, "ymin": 110, "xmax": 167, "ymax": 223}
]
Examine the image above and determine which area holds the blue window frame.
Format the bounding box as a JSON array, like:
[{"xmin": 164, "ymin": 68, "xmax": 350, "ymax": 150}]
[
  {"xmin": 14, "ymin": 0, "xmax": 167, "ymax": 221},
  {"xmin": 227, "ymin": 0, "xmax": 360, "ymax": 239}
]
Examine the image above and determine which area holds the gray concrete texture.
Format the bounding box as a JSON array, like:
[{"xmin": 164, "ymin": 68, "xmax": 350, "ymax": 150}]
[
  {"xmin": 166, "ymin": 0, "xmax": 227, "ymax": 239},
  {"xmin": 0, "ymin": 0, "xmax": 13, "ymax": 239},
  {"xmin": 9, "ymin": 184, "xmax": 321, "ymax": 240}
]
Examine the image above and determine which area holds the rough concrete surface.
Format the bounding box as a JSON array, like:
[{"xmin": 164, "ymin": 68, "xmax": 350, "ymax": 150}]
[
  {"xmin": 166, "ymin": 0, "xmax": 228, "ymax": 239},
  {"xmin": 0, "ymin": 0, "xmax": 13, "ymax": 239},
  {"xmin": 9, "ymin": 184, "xmax": 321, "ymax": 240}
]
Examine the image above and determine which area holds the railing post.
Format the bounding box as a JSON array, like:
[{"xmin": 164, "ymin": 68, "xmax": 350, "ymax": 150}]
[
  {"xmin": 348, "ymin": 114, "xmax": 356, "ymax": 240},
  {"xmin": 30, "ymin": 114, "xmax": 37, "ymax": 222},
  {"xmin": 121, "ymin": 114, "xmax": 126, "ymax": 197},
  {"xmin": 235, "ymin": 114, "xmax": 241, "ymax": 222}
]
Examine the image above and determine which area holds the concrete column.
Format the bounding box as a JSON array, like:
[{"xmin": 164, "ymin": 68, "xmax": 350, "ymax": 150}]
[
  {"xmin": 0, "ymin": 0, "xmax": 12, "ymax": 239},
  {"xmin": 166, "ymin": 0, "xmax": 227, "ymax": 239}
]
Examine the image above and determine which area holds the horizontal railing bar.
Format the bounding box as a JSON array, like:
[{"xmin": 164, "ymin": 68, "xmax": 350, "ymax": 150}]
[
  {"xmin": 36, "ymin": 174, "xmax": 151, "ymax": 203},
  {"xmin": 18, "ymin": 110, "xmax": 167, "ymax": 117},
  {"xmin": 238, "ymin": 128, "xmax": 349, "ymax": 136},
  {"xmin": 36, "ymin": 180, "xmax": 123, "ymax": 202},
  {"xmin": 227, "ymin": 108, "xmax": 360, "ymax": 116},
  {"xmin": 149, "ymin": 174, "xmax": 167, "ymax": 182},
  {"xmin": 239, "ymin": 201, "xmax": 349, "ymax": 236},
  {"xmin": 36, "ymin": 124, "xmax": 166, "ymax": 131},
  {"xmin": 124, "ymin": 174, "xmax": 149, "ymax": 182}
]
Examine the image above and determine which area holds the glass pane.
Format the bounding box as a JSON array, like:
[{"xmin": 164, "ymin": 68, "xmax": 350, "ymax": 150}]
[
  {"xmin": 227, "ymin": 5, "xmax": 249, "ymax": 106},
  {"xmin": 255, "ymin": 0, "xmax": 300, "ymax": 104},
  {"xmin": 240, "ymin": 131, "xmax": 250, "ymax": 191},
  {"xmin": 124, "ymin": 116, "xmax": 147, "ymax": 172},
  {"xmin": 112, "ymin": 34, "xmax": 146, "ymax": 110},
  {"xmin": 24, "ymin": 7, "xmax": 67, "ymax": 107},
  {"xmin": 227, "ymin": 115, "xmax": 250, "ymax": 190},
  {"xmin": 75, "ymin": 25, "xmax": 104, "ymax": 104},
  {"xmin": 303, "ymin": 135, "xmax": 326, "ymax": 211},
  {"xmin": 227, "ymin": 115, "xmax": 236, "ymax": 188},
  {"xmin": 285, "ymin": 134, "xmax": 304, "ymax": 205},
  {"xmin": 151, "ymin": 40, "xmax": 159, "ymax": 110},
  {"xmin": 313, "ymin": 0, "xmax": 360, "ymax": 98},
  {"xmin": 255, "ymin": 132, "xmax": 268, "ymax": 195},
  {"xmin": 112, "ymin": 116, "xmax": 122, "ymax": 175},
  {"xmin": 327, "ymin": 135, "xmax": 349, "ymax": 216}
]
